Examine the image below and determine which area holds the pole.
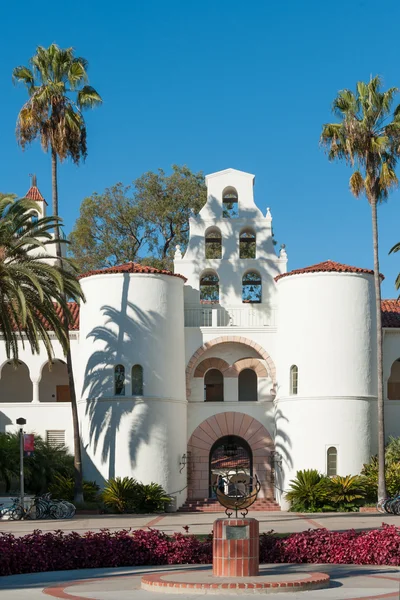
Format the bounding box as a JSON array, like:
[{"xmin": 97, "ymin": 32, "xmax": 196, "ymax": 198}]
[{"xmin": 19, "ymin": 427, "xmax": 24, "ymax": 509}]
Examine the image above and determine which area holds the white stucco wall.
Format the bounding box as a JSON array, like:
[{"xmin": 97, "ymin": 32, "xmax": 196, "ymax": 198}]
[
  {"xmin": 78, "ymin": 272, "xmax": 187, "ymax": 507},
  {"xmin": 275, "ymin": 271, "xmax": 377, "ymax": 508},
  {"xmin": 0, "ymin": 337, "xmax": 79, "ymax": 451}
]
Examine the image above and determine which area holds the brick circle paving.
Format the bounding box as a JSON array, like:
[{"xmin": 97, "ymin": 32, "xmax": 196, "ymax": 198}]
[{"xmin": 141, "ymin": 569, "xmax": 330, "ymax": 594}]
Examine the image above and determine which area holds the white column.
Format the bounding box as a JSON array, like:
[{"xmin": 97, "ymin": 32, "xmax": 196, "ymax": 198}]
[
  {"xmin": 31, "ymin": 379, "xmax": 40, "ymax": 403},
  {"xmin": 224, "ymin": 377, "xmax": 238, "ymax": 402},
  {"xmin": 212, "ymin": 308, "xmax": 218, "ymax": 327}
]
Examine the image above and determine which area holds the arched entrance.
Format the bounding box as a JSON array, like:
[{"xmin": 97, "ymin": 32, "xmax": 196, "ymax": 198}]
[
  {"xmin": 187, "ymin": 412, "xmax": 274, "ymax": 499},
  {"xmin": 209, "ymin": 435, "xmax": 252, "ymax": 498}
]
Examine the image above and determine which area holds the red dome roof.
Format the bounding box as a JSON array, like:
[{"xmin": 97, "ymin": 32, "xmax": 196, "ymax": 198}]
[
  {"xmin": 275, "ymin": 260, "xmax": 383, "ymax": 281},
  {"xmin": 79, "ymin": 261, "xmax": 187, "ymax": 281}
]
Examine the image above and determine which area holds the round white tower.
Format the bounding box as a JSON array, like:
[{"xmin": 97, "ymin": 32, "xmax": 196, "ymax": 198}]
[
  {"xmin": 77, "ymin": 263, "xmax": 187, "ymax": 509},
  {"xmin": 274, "ymin": 261, "xmax": 377, "ymax": 508}
]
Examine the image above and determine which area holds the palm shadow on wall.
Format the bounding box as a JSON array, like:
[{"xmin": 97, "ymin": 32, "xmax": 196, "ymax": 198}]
[{"xmin": 82, "ymin": 274, "xmax": 167, "ymax": 481}]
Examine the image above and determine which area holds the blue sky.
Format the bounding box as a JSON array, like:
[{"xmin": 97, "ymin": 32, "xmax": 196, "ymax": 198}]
[{"xmin": 1, "ymin": 0, "xmax": 400, "ymax": 297}]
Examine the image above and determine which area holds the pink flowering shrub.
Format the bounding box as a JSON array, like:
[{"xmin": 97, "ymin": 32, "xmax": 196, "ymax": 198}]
[
  {"xmin": 260, "ymin": 524, "xmax": 400, "ymax": 566},
  {"xmin": 1, "ymin": 525, "xmax": 400, "ymax": 576}
]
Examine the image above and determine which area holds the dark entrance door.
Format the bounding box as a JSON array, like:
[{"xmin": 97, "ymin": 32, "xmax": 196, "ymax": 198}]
[{"xmin": 209, "ymin": 435, "xmax": 252, "ymax": 498}]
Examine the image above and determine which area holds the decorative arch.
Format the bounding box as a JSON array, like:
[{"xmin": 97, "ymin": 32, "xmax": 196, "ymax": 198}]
[
  {"xmin": 186, "ymin": 336, "xmax": 276, "ymax": 397},
  {"xmin": 228, "ymin": 357, "xmax": 268, "ymax": 377},
  {"xmin": 194, "ymin": 358, "xmax": 230, "ymax": 378},
  {"xmin": 187, "ymin": 412, "xmax": 274, "ymax": 499}
]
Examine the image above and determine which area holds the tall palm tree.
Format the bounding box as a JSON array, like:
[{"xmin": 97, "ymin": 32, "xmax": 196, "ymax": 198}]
[
  {"xmin": 12, "ymin": 44, "xmax": 101, "ymax": 501},
  {"xmin": 321, "ymin": 76, "xmax": 400, "ymax": 500},
  {"xmin": 0, "ymin": 196, "xmax": 83, "ymax": 357}
]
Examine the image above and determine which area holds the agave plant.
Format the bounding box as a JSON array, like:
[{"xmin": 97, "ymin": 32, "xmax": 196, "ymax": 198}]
[{"xmin": 285, "ymin": 469, "xmax": 327, "ymax": 512}]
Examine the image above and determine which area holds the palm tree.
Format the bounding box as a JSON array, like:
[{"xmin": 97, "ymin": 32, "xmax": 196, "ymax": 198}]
[
  {"xmin": 13, "ymin": 44, "xmax": 101, "ymax": 502},
  {"xmin": 321, "ymin": 76, "xmax": 400, "ymax": 500},
  {"xmin": 0, "ymin": 196, "xmax": 83, "ymax": 357}
]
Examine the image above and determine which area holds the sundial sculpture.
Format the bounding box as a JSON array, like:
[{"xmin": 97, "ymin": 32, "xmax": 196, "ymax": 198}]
[{"xmin": 215, "ymin": 466, "xmax": 261, "ymax": 518}]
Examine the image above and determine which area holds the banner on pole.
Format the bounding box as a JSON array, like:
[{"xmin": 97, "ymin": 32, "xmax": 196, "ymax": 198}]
[{"xmin": 23, "ymin": 433, "xmax": 34, "ymax": 456}]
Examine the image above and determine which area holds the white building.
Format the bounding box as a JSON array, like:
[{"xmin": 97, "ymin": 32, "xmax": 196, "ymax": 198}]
[{"xmin": 1, "ymin": 168, "xmax": 400, "ymax": 510}]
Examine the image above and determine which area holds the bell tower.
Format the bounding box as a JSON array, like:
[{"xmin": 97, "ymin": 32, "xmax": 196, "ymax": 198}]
[{"xmin": 174, "ymin": 168, "xmax": 287, "ymax": 308}]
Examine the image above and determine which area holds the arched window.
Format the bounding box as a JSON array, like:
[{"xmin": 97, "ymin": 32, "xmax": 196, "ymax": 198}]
[
  {"xmin": 200, "ymin": 271, "xmax": 219, "ymax": 302},
  {"xmin": 132, "ymin": 365, "xmax": 143, "ymax": 396},
  {"xmin": 242, "ymin": 271, "xmax": 261, "ymax": 303},
  {"xmin": 114, "ymin": 365, "xmax": 125, "ymax": 396},
  {"xmin": 204, "ymin": 369, "xmax": 224, "ymax": 402},
  {"xmin": 222, "ymin": 187, "xmax": 238, "ymax": 218},
  {"xmin": 239, "ymin": 369, "xmax": 258, "ymax": 401},
  {"xmin": 239, "ymin": 229, "xmax": 256, "ymax": 259},
  {"xmin": 388, "ymin": 358, "xmax": 400, "ymax": 399},
  {"xmin": 31, "ymin": 211, "xmax": 38, "ymax": 225},
  {"xmin": 290, "ymin": 365, "xmax": 298, "ymax": 395},
  {"xmin": 205, "ymin": 227, "xmax": 222, "ymax": 259},
  {"xmin": 327, "ymin": 447, "xmax": 337, "ymax": 476}
]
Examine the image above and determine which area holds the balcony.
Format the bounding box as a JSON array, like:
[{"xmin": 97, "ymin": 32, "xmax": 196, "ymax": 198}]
[{"xmin": 184, "ymin": 306, "xmax": 276, "ymax": 328}]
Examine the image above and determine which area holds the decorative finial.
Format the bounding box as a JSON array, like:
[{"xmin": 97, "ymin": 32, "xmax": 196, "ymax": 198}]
[
  {"xmin": 279, "ymin": 244, "xmax": 287, "ymax": 259},
  {"xmin": 29, "ymin": 173, "xmax": 37, "ymax": 187},
  {"xmin": 266, "ymin": 207, "xmax": 272, "ymax": 220},
  {"xmin": 174, "ymin": 244, "xmax": 182, "ymax": 260}
]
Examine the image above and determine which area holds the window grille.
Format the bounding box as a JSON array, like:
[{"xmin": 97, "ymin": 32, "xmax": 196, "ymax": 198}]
[
  {"xmin": 46, "ymin": 430, "xmax": 65, "ymax": 447},
  {"xmin": 327, "ymin": 447, "xmax": 337, "ymax": 476},
  {"xmin": 290, "ymin": 365, "xmax": 298, "ymax": 395},
  {"xmin": 115, "ymin": 364, "xmax": 125, "ymax": 396},
  {"xmin": 132, "ymin": 364, "xmax": 144, "ymax": 396}
]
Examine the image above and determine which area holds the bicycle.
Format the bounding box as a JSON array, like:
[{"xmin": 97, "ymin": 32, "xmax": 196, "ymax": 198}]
[{"xmin": 0, "ymin": 498, "xmax": 29, "ymax": 520}]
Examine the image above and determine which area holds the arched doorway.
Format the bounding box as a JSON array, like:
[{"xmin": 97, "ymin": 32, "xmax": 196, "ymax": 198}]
[
  {"xmin": 209, "ymin": 435, "xmax": 252, "ymax": 498},
  {"xmin": 187, "ymin": 412, "xmax": 274, "ymax": 499}
]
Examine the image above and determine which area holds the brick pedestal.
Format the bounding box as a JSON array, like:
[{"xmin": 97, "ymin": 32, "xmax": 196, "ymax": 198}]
[{"xmin": 213, "ymin": 518, "xmax": 259, "ymax": 577}]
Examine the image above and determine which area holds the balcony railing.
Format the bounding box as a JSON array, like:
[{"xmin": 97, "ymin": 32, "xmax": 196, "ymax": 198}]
[{"xmin": 184, "ymin": 306, "xmax": 276, "ymax": 328}]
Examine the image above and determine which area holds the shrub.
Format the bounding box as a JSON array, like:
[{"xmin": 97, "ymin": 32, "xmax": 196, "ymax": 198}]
[
  {"xmin": 285, "ymin": 469, "xmax": 328, "ymax": 512},
  {"xmin": 134, "ymin": 482, "xmax": 171, "ymax": 513},
  {"xmin": 48, "ymin": 474, "xmax": 100, "ymax": 503},
  {"xmin": 323, "ymin": 475, "xmax": 366, "ymax": 512},
  {"xmin": 361, "ymin": 439, "xmax": 400, "ymax": 500},
  {"xmin": 0, "ymin": 432, "xmax": 74, "ymax": 495},
  {"xmin": 102, "ymin": 478, "xmax": 171, "ymax": 513},
  {"xmin": 3, "ymin": 525, "xmax": 400, "ymax": 576},
  {"xmin": 102, "ymin": 477, "xmax": 138, "ymax": 513}
]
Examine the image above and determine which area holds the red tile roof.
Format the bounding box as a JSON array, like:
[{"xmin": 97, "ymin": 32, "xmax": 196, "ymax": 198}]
[
  {"xmin": 382, "ymin": 299, "xmax": 400, "ymax": 328},
  {"xmin": 275, "ymin": 260, "xmax": 384, "ymax": 281},
  {"xmin": 79, "ymin": 262, "xmax": 187, "ymax": 281},
  {"xmin": 25, "ymin": 186, "xmax": 48, "ymax": 205}
]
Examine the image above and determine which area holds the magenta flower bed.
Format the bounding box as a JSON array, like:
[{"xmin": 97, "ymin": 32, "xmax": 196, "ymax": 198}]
[
  {"xmin": 260, "ymin": 525, "xmax": 400, "ymax": 565},
  {"xmin": 1, "ymin": 525, "xmax": 400, "ymax": 576}
]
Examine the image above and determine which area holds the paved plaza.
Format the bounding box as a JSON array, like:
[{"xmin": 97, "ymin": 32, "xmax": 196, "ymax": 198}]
[
  {"xmin": 0, "ymin": 510, "xmax": 398, "ymax": 537},
  {"xmin": 0, "ymin": 563, "xmax": 400, "ymax": 600},
  {"xmin": 2, "ymin": 512, "xmax": 400, "ymax": 599}
]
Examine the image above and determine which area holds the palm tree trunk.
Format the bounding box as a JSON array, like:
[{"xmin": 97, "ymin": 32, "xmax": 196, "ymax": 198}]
[
  {"xmin": 371, "ymin": 197, "xmax": 387, "ymax": 500},
  {"xmin": 51, "ymin": 147, "xmax": 84, "ymax": 504},
  {"xmin": 51, "ymin": 149, "xmax": 60, "ymax": 257}
]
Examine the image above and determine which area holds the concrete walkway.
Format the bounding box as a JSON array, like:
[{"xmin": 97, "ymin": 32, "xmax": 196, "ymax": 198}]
[
  {"xmin": 0, "ymin": 510, "xmax": 397, "ymax": 537},
  {"xmin": 1, "ymin": 563, "xmax": 400, "ymax": 599}
]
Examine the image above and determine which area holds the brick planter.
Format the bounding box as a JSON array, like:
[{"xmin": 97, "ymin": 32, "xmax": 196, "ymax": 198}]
[{"xmin": 213, "ymin": 518, "xmax": 259, "ymax": 577}]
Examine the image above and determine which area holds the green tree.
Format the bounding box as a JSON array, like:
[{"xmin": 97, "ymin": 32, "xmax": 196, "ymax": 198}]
[
  {"xmin": 0, "ymin": 196, "xmax": 83, "ymax": 359},
  {"xmin": 320, "ymin": 76, "xmax": 400, "ymax": 500},
  {"xmin": 70, "ymin": 183, "xmax": 148, "ymax": 272},
  {"xmin": 70, "ymin": 165, "xmax": 207, "ymax": 272},
  {"xmin": 13, "ymin": 44, "xmax": 101, "ymax": 503}
]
